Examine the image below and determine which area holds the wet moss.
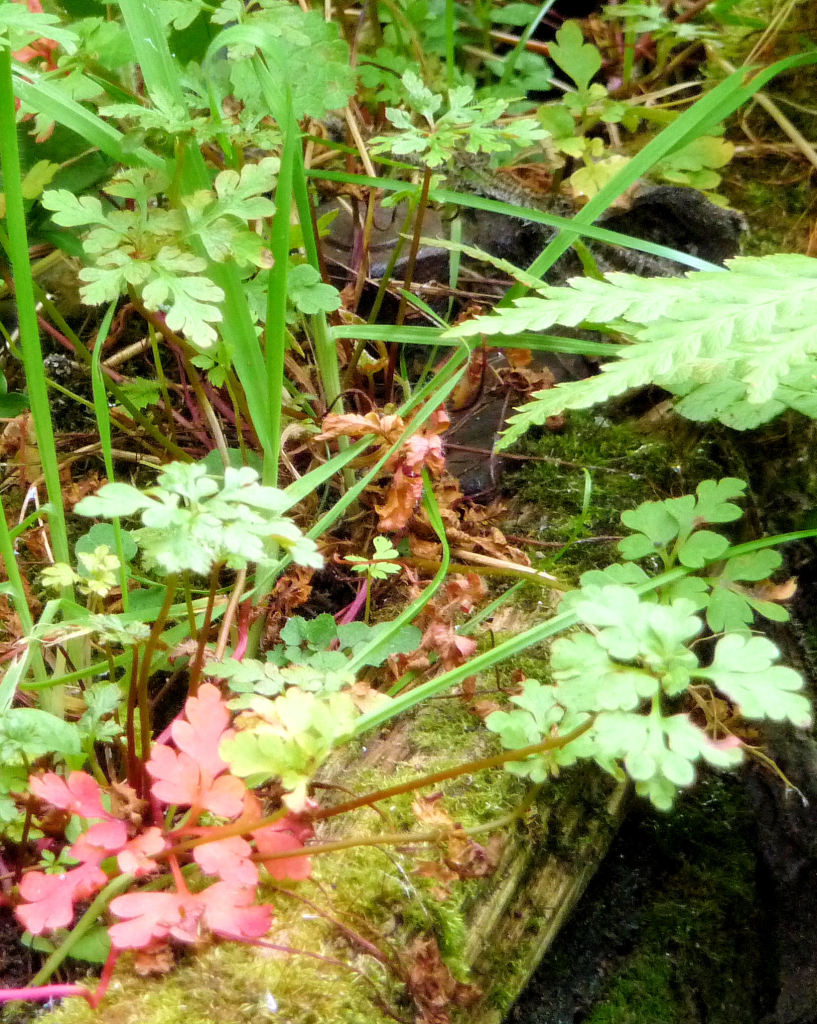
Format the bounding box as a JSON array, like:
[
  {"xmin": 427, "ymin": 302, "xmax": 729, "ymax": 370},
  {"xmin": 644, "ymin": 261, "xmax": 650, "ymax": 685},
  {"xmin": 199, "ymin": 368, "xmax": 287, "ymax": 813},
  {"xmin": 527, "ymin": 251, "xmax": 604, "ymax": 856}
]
[
  {"xmin": 511, "ymin": 775, "xmax": 769, "ymax": 1024},
  {"xmin": 504, "ymin": 409, "xmax": 723, "ymax": 585},
  {"xmin": 584, "ymin": 777, "xmax": 769, "ymax": 1024}
]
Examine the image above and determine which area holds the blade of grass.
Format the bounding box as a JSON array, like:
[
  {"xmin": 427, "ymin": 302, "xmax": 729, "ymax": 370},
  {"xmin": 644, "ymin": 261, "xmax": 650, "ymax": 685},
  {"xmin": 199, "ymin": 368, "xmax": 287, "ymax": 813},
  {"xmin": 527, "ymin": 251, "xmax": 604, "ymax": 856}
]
[
  {"xmin": 261, "ymin": 88, "xmax": 295, "ymax": 488},
  {"xmin": 330, "ymin": 323, "xmax": 621, "ymax": 358},
  {"xmin": 90, "ymin": 301, "xmax": 131, "ymax": 611},
  {"xmin": 353, "ymin": 527, "xmax": 817, "ymax": 736},
  {"xmin": 118, "ymin": 0, "xmax": 275, "ymax": 464},
  {"xmin": 499, "ymin": 0, "xmax": 557, "ymax": 87},
  {"xmin": 0, "ymin": 47, "xmax": 69, "ymax": 568},
  {"xmin": 513, "ymin": 50, "xmax": 817, "ymax": 297},
  {"xmin": 308, "ymin": 169, "xmax": 721, "ymax": 273},
  {"xmin": 248, "ymin": 339, "xmax": 474, "ymax": 598},
  {"xmin": 11, "ymin": 72, "xmax": 163, "ymax": 169}
]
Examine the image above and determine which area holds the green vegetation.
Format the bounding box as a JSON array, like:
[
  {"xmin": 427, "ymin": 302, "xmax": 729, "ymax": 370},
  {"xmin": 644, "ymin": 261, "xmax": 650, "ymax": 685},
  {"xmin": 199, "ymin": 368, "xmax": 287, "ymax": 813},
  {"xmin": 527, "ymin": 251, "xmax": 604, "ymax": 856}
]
[{"xmin": 0, "ymin": 0, "xmax": 815, "ymax": 1019}]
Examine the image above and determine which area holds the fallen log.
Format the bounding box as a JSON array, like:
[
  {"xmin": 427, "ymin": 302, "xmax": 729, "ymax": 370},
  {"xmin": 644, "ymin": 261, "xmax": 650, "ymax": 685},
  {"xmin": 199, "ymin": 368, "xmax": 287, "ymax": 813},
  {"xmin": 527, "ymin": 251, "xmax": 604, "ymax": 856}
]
[{"xmin": 36, "ymin": 696, "xmax": 628, "ymax": 1024}]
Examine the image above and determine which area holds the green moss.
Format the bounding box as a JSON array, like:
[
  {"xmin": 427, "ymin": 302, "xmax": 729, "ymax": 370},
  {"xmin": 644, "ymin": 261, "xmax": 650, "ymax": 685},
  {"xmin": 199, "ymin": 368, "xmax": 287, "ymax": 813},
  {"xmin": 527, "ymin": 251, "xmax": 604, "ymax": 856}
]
[
  {"xmin": 583, "ymin": 776, "xmax": 768, "ymax": 1024},
  {"xmin": 505, "ymin": 410, "xmax": 722, "ymax": 584},
  {"xmin": 40, "ymin": 932, "xmax": 400, "ymax": 1024}
]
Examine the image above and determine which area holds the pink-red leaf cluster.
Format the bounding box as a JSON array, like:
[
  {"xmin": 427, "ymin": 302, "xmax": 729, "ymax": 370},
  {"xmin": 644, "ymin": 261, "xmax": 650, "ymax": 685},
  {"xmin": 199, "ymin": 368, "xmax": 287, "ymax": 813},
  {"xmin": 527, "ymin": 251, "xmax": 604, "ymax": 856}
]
[{"xmin": 147, "ymin": 684, "xmax": 246, "ymax": 817}]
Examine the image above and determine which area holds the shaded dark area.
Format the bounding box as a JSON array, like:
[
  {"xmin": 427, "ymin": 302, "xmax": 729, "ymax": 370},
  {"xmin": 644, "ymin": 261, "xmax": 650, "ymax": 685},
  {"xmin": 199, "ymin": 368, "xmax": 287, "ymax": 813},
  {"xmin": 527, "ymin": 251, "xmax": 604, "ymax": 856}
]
[
  {"xmin": 506, "ymin": 415, "xmax": 817, "ymax": 1024},
  {"xmin": 729, "ymin": 421, "xmax": 817, "ymax": 1024},
  {"xmin": 511, "ymin": 776, "xmax": 776, "ymax": 1024},
  {"xmin": 0, "ymin": 907, "xmax": 47, "ymax": 1023}
]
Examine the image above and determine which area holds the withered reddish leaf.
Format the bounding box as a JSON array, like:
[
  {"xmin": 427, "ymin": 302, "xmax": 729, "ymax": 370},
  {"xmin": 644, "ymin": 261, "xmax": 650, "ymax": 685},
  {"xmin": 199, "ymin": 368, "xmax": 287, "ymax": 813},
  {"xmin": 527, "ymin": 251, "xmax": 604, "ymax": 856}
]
[
  {"xmin": 505, "ymin": 347, "xmax": 532, "ymax": 368},
  {"xmin": 423, "ymin": 621, "xmax": 476, "ymax": 671},
  {"xmin": 377, "ymin": 466, "xmax": 424, "ymax": 532},
  {"xmin": 415, "ymin": 860, "xmax": 459, "ymax": 901},
  {"xmin": 412, "ymin": 794, "xmax": 454, "ymax": 829},
  {"xmin": 753, "ymin": 577, "xmax": 798, "ymax": 603},
  {"xmin": 405, "ymin": 935, "xmax": 481, "ymax": 1024},
  {"xmin": 409, "ymin": 536, "xmax": 441, "ymax": 560},
  {"xmin": 402, "ymin": 434, "xmax": 445, "ymax": 476},
  {"xmin": 450, "ymin": 350, "xmax": 486, "ymax": 411},
  {"xmin": 428, "ymin": 408, "xmax": 451, "ymax": 434},
  {"xmin": 316, "ymin": 411, "xmax": 404, "ymax": 442},
  {"xmin": 444, "ymin": 573, "xmax": 487, "ymax": 613},
  {"xmin": 445, "ymin": 835, "xmax": 503, "ymax": 879},
  {"xmin": 133, "ymin": 944, "xmax": 175, "ymax": 976}
]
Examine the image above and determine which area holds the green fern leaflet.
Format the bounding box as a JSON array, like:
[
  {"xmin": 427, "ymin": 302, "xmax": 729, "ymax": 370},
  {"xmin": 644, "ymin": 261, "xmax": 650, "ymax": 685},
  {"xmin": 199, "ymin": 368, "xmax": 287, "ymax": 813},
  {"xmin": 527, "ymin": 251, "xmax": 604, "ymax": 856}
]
[{"xmin": 445, "ymin": 254, "xmax": 817, "ymax": 447}]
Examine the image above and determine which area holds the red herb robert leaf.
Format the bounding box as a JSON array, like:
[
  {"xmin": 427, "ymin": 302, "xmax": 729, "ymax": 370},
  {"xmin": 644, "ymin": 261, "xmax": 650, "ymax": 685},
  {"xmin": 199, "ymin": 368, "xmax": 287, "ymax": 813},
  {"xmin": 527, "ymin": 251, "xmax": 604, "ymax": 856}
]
[
  {"xmin": 70, "ymin": 821, "xmax": 166, "ymax": 878},
  {"xmin": 16, "ymin": 863, "xmax": 107, "ymax": 935},
  {"xmin": 147, "ymin": 744, "xmax": 247, "ymax": 817},
  {"xmin": 253, "ymin": 815, "xmax": 314, "ymax": 881},
  {"xmin": 29, "ymin": 770, "xmax": 114, "ymax": 821},
  {"xmin": 170, "ymin": 683, "xmax": 235, "ymax": 780},
  {"xmin": 107, "ymin": 879, "xmax": 273, "ymax": 950},
  {"xmin": 146, "ymin": 683, "xmax": 247, "ymax": 817},
  {"xmin": 193, "ymin": 836, "xmax": 258, "ymax": 887},
  {"xmin": 16, "ymin": 683, "xmax": 312, "ymax": 959}
]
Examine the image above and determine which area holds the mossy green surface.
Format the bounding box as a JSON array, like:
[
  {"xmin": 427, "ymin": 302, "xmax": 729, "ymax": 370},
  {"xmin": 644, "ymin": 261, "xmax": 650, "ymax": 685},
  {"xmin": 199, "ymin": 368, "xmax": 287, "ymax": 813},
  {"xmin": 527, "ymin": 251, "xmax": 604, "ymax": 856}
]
[
  {"xmin": 506, "ymin": 408, "xmax": 722, "ymax": 585},
  {"xmin": 511, "ymin": 775, "xmax": 769, "ymax": 1024},
  {"xmin": 583, "ymin": 777, "xmax": 769, "ymax": 1024}
]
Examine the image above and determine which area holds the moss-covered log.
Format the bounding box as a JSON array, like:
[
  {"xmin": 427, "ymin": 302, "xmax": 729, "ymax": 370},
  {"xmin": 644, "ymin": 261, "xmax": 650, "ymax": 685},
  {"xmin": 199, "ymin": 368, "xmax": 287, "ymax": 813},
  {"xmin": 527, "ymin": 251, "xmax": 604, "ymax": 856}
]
[{"xmin": 32, "ymin": 695, "xmax": 627, "ymax": 1024}]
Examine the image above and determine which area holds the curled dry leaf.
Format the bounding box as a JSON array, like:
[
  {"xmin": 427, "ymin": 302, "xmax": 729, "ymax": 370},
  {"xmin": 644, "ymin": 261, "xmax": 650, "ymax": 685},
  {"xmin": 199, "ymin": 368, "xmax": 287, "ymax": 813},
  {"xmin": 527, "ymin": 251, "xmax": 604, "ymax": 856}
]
[
  {"xmin": 405, "ymin": 935, "xmax": 481, "ymax": 1024},
  {"xmin": 752, "ymin": 577, "xmax": 797, "ymax": 603}
]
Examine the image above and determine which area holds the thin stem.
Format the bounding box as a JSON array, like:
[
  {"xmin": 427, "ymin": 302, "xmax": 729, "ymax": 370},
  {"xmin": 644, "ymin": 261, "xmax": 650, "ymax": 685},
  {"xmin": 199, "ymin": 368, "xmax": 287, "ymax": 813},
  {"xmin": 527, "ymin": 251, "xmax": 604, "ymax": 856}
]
[
  {"xmin": 159, "ymin": 717, "xmax": 594, "ymax": 862},
  {"xmin": 0, "ymin": 47, "xmax": 70, "ymax": 569},
  {"xmin": 135, "ymin": 572, "xmax": 179, "ymax": 768},
  {"xmin": 214, "ymin": 568, "xmax": 247, "ymax": 660},
  {"xmin": 312, "ymin": 718, "xmax": 594, "ymax": 821},
  {"xmin": 187, "ymin": 564, "xmax": 220, "ymax": 694}
]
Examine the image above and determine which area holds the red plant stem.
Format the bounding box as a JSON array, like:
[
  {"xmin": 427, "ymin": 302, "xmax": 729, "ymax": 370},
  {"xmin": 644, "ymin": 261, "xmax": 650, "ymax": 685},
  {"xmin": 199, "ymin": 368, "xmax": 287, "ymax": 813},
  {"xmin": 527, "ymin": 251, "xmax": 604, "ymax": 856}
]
[
  {"xmin": 125, "ymin": 647, "xmax": 141, "ymax": 793},
  {"xmin": 276, "ymin": 888, "xmax": 394, "ymax": 968},
  {"xmin": 0, "ymin": 948, "xmax": 118, "ymax": 1008},
  {"xmin": 336, "ymin": 579, "xmax": 367, "ymax": 624},
  {"xmin": 248, "ymin": 939, "xmax": 404, "ymax": 1022},
  {"xmin": 0, "ymin": 984, "xmax": 93, "ymax": 1005},
  {"xmin": 311, "ymin": 718, "xmax": 594, "ymax": 822},
  {"xmin": 202, "ymin": 381, "xmax": 238, "ymax": 426},
  {"xmin": 188, "ymin": 564, "xmax": 220, "ymax": 694},
  {"xmin": 159, "ymin": 718, "xmax": 594, "ymax": 860},
  {"xmin": 134, "ymin": 572, "xmax": 179, "ymax": 775},
  {"xmin": 233, "ymin": 597, "xmax": 252, "ymax": 661},
  {"xmin": 168, "ymin": 854, "xmax": 189, "ymax": 893}
]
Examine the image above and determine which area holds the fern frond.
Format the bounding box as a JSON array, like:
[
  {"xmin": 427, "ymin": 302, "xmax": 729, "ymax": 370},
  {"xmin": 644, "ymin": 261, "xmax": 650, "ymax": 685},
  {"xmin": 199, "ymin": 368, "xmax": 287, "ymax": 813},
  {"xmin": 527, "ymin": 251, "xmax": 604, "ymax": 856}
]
[{"xmin": 442, "ymin": 255, "xmax": 817, "ymax": 448}]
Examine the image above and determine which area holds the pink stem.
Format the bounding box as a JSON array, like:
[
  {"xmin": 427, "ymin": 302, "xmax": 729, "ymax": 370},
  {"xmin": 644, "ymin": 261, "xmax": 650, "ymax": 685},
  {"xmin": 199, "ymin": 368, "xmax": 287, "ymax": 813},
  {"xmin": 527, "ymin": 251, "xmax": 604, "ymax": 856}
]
[
  {"xmin": 233, "ymin": 599, "xmax": 251, "ymax": 661},
  {"xmin": 0, "ymin": 949, "xmax": 117, "ymax": 1009},
  {"xmin": 336, "ymin": 581, "xmax": 367, "ymax": 625}
]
